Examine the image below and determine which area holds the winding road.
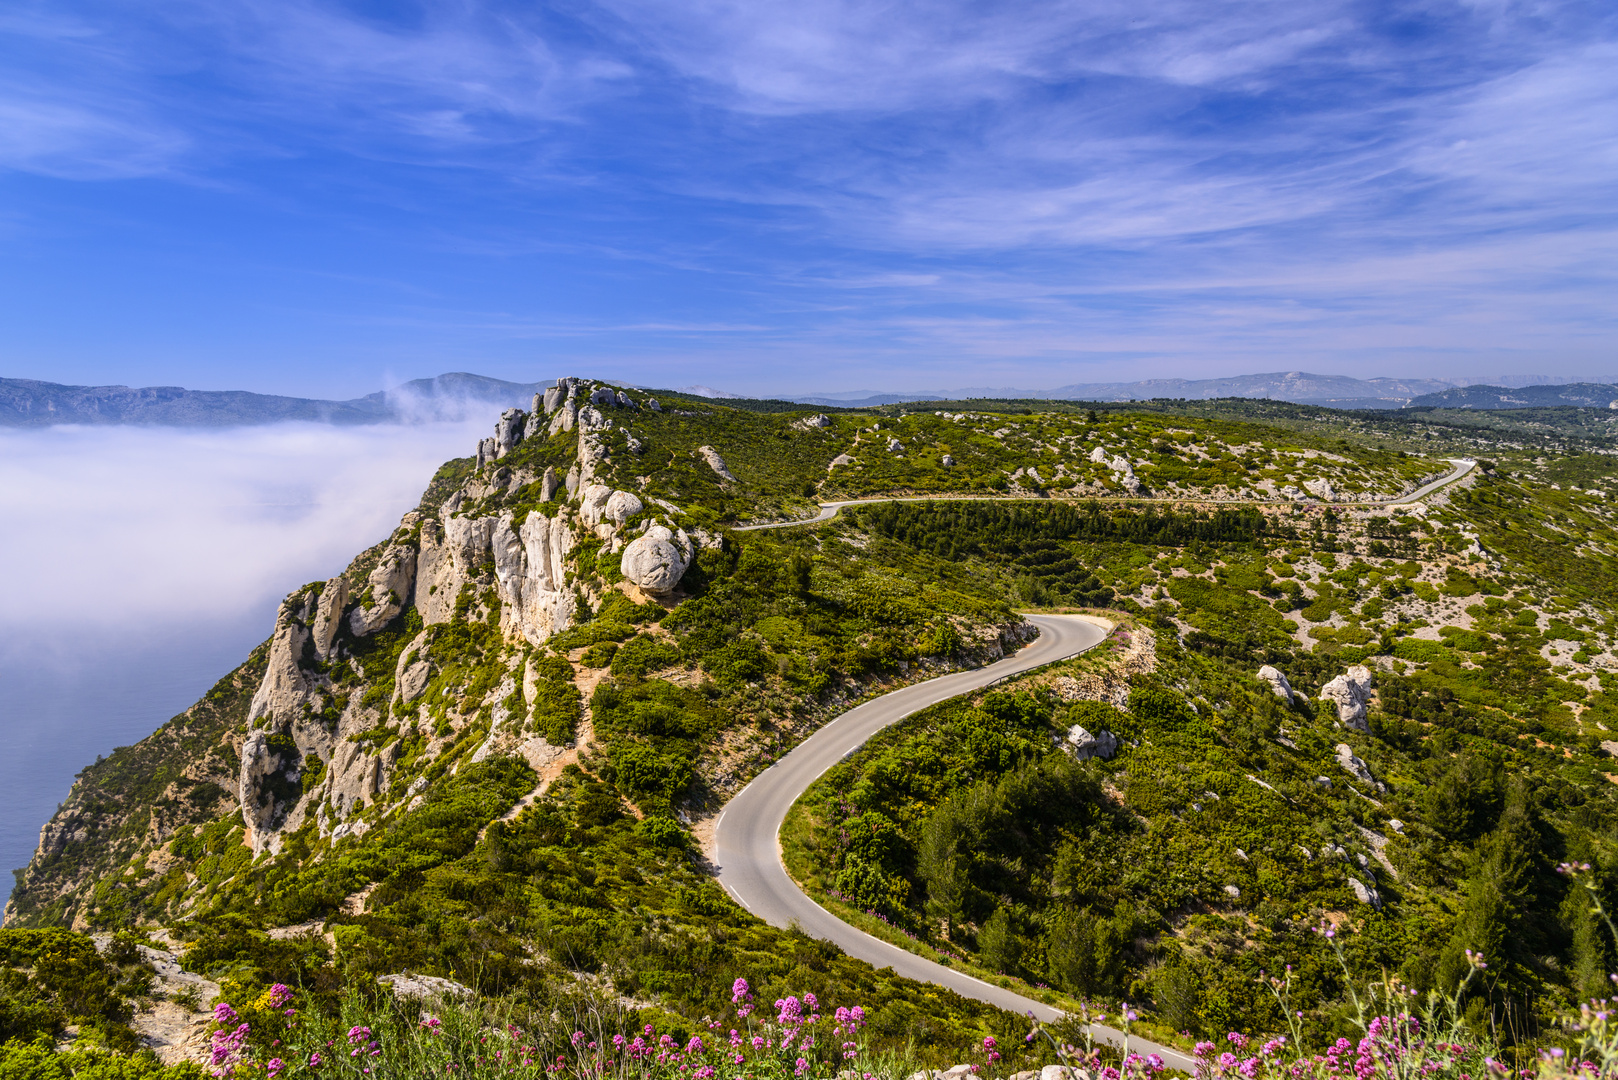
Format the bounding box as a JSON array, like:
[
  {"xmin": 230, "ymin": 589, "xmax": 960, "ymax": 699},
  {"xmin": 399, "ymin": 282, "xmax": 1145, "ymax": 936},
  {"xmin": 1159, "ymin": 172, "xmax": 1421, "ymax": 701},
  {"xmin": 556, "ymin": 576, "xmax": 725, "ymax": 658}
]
[
  {"xmin": 712, "ymin": 614, "xmax": 1197, "ymax": 1072},
  {"xmin": 735, "ymin": 458, "xmax": 1475, "ymax": 532}
]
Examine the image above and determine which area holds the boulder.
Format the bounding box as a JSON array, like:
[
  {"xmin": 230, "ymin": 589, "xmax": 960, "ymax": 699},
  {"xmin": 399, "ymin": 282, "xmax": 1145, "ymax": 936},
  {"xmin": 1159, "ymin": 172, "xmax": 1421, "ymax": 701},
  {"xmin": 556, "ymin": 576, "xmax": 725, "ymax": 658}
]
[
  {"xmin": 1089, "ymin": 446, "xmax": 1108, "ymax": 463},
  {"xmin": 578, "ymin": 485, "xmax": 644, "ymax": 531},
  {"xmin": 804, "ymin": 414, "xmax": 831, "ymax": 428},
  {"xmin": 1335, "ymin": 743, "xmax": 1382, "ymax": 789},
  {"xmin": 543, "ymin": 385, "xmax": 565, "ymax": 414},
  {"xmin": 887, "ymin": 438, "xmax": 903, "ymax": 453},
  {"xmin": 1108, "ymin": 454, "xmax": 1141, "ymax": 494},
  {"xmin": 1066, "ymin": 725, "xmax": 1119, "ymax": 761},
  {"xmin": 647, "ymin": 397, "xmax": 661, "ymax": 412},
  {"xmin": 475, "ymin": 436, "xmax": 498, "ymax": 469},
  {"xmin": 540, "ymin": 465, "xmax": 560, "ymax": 502},
  {"xmin": 1320, "ymin": 665, "xmax": 1374, "ymax": 731},
  {"xmin": 941, "ymin": 454, "xmax": 954, "ymax": 467},
  {"xmin": 577, "ymin": 406, "xmax": 609, "ymax": 432},
  {"xmin": 615, "ymin": 390, "xmax": 634, "ymax": 408},
  {"xmin": 696, "ymin": 445, "xmax": 737, "ymax": 482},
  {"xmin": 590, "ymin": 386, "xmax": 617, "ymax": 407},
  {"xmin": 1348, "ymin": 876, "xmax": 1382, "ymax": 909},
  {"xmin": 620, "ymin": 524, "xmax": 694, "ymax": 593},
  {"xmin": 627, "ymin": 434, "xmax": 645, "ymax": 454},
  {"xmin": 1257, "ymin": 664, "xmax": 1293, "ymax": 703}
]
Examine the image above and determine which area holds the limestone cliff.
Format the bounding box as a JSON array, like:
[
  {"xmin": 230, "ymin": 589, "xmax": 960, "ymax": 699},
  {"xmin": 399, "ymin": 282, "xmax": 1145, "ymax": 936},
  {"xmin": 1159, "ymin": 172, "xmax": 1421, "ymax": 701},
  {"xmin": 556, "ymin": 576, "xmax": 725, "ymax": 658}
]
[{"xmin": 6, "ymin": 378, "xmax": 693, "ymax": 924}]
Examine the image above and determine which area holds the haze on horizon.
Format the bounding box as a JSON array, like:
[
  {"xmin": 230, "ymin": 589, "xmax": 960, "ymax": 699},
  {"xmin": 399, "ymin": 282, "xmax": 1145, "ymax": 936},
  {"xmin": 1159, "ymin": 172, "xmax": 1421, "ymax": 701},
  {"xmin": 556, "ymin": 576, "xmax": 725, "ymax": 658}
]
[{"xmin": 1, "ymin": 0, "xmax": 1614, "ymax": 399}]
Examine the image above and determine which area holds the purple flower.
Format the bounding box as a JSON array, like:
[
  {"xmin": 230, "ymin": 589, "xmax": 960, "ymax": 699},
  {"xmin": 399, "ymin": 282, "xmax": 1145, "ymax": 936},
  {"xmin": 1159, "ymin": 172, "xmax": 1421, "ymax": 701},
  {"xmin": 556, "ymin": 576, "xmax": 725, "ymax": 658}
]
[
  {"xmin": 268, "ymin": 984, "xmax": 294, "ymax": 1009},
  {"xmin": 732, "ymin": 978, "xmax": 751, "ymax": 1004}
]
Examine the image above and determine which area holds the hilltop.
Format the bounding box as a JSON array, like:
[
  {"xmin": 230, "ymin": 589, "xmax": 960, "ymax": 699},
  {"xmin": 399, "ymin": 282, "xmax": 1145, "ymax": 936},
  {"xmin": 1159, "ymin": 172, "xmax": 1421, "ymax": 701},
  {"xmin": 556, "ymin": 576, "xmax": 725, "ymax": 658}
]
[{"xmin": 5, "ymin": 379, "xmax": 1618, "ymax": 1075}]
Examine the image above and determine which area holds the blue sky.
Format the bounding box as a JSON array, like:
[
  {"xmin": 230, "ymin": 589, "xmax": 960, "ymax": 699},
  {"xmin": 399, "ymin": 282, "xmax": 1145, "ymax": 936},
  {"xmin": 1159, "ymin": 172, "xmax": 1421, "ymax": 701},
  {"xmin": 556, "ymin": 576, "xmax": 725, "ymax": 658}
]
[{"xmin": 1, "ymin": 0, "xmax": 1614, "ymax": 398}]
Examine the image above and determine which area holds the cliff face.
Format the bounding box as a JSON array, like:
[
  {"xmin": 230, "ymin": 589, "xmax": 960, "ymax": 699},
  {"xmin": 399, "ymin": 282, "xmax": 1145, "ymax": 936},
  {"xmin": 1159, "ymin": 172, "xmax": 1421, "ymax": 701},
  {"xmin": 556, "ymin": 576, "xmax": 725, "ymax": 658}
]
[{"xmin": 6, "ymin": 378, "xmax": 694, "ymax": 926}]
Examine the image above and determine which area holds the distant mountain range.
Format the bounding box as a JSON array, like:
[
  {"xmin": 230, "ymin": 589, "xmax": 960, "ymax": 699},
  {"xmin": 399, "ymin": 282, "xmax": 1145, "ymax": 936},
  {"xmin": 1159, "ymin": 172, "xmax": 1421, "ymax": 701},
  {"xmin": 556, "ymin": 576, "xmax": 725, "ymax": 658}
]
[
  {"xmin": 6, "ymin": 370, "xmax": 1616, "ymax": 426},
  {"xmin": 793, "ymin": 372, "xmax": 1486, "ymax": 409},
  {"xmin": 0, "ymin": 373, "xmax": 552, "ymax": 427},
  {"xmin": 1406, "ymin": 382, "xmax": 1618, "ymax": 409}
]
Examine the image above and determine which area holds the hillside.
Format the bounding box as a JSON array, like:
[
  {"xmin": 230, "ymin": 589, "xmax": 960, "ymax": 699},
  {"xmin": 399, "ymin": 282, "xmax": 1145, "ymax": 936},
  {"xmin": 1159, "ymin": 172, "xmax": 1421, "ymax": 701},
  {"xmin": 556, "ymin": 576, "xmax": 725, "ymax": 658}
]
[
  {"xmin": 6, "ymin": 379, "xmax": 1618, "ymax": 1076},
  {"xmin": 1407, "ymin": 383, "xmax": 1618, "ymax": 410}
]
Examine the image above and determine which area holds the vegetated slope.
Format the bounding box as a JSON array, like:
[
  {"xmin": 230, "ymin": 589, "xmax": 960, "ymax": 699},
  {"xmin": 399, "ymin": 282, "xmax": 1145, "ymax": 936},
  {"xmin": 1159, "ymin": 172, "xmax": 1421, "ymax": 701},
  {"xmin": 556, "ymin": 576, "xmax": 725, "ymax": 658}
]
[
  {"xmin": 1408, "ymin": 383, "xmax": 1618, "ymax": 410},
  {"xmin": 790, "ymin": 452, "xmax": 1618, "ymax": 1049},
  {"xmin": 10, "ymin": 380, "xmax": 1612, "ymax": 1063}
]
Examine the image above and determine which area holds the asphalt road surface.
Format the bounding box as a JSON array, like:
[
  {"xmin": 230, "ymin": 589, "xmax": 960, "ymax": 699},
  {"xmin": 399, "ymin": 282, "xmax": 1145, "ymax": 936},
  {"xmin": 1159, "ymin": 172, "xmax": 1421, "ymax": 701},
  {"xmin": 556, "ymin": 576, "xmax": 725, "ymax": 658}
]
[
  {"xmin": 712, "ymin": 613, "xmax": 1197, "ymax": 1072},
  {"xmin": 734, "ymin": 458, "xmax": 1475, "ymax": 532}
]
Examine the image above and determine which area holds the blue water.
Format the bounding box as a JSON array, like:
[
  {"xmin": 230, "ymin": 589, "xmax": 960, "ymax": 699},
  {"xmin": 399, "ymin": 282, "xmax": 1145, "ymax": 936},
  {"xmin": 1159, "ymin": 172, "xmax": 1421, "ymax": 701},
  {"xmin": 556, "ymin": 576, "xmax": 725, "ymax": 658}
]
[{"xmin": 0, "ymin": 613, "xmax": 277, "ymax": 879}]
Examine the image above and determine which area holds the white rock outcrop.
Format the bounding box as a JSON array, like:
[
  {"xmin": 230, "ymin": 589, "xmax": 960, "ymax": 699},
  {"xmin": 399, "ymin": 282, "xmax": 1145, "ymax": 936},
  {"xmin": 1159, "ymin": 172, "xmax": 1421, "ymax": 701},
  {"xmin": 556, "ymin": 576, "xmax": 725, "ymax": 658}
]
[
  {"xmin": 578, "ymin": 484, "xmax": 644, "ymax": 534},
  {"xmin": 829, "ymin": 454, "xmax": 855, "ymax": 469},
  {"xmin": 349, "ymin": 545, "xmax": 416, "ymax": 637},
  {"xmin": 1257, "ymin": 665, "xmax": 1294, "ymax": 703},
  {"xmin": 1335, "ymin": 743, "xmax": 1383, "ymax": 790},
  {"xmin": 494, "ymin": 408, "xmax": 526, "ymax": 457},
  {"xmin": 620, "ymin": 524, "xmax": 694, "ymax": 593},
  {"xmin": 1303, "ymin": 478, "xmax": 1335, "ymax": 500},
  {"xmin": 378, "ymin": 973, "xmax": 474, "ymax": 1001},
  {"xmin": 311, "ymin": 577, "xmax": 348, "ymax": 662},
  {"xmin": 696, "ymin": 445, "xmax": 736, "ymax": 482},
  {"xmin": 1066, "ymin": 725, "xmax": 1119, "ymax": 761},
  {"xmin": 1320, "ymin": 665, "xmax": 1374, "ymax": 731}
]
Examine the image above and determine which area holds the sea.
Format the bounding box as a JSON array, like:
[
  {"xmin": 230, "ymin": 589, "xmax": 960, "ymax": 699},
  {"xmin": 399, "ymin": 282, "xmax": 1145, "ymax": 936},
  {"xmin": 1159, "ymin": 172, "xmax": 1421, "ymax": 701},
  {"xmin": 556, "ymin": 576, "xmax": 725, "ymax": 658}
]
[{"xmin": 0, "ymin": 417, "xmax": 492, "ymax": 880}]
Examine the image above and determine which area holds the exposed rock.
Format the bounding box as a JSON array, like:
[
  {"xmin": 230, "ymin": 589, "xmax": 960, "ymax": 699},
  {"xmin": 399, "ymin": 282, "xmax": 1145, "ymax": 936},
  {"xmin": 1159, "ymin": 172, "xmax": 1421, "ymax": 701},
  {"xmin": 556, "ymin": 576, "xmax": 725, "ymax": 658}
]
[
  {"xmin": 540, "ymin": 465, "xmax": 560, "ymax": 502},
  {"xmin": 548, "ymin": 399, "xmax": 577, "ymax": 436},
  {"xmin": 239, "ymin": 730, "xmax": 302, "ymax": 851},
  {"xmin": 647, "ymin": 397, "xmax": 661, "ymax": 412},
  {"xmin": 1335, "ymin": 743, "xmax": 1382, "ymax": 790},
  {"xmin": 248, "ymin": 591, "xmax": 318, "ymax": 725},
  {"xmin": 578, "ymin": 485, "xmax": 644, "ymax": 535},
  {"xmin": 489, "ymin": 511, "xmax": 578, "ymax": 646},
  {"xmin": 349, "ymin": 545, "xmax": 416, "ymax": 637},
  {"xmin": 1089, "ymin": 446, "xmax": 1108, "ymax": 463},
  {"xmin": 627, "ymin": 434, "xmax": 645, "ymax": 454},
  {"xmin": 941, "ymin": 454, "xmax": 954, "ymax": 467},
  {"xmin": 1303, "ymin": 477, "xmax": 1335, "ymax": 500},
  {"xmin": 887, "ymin": 438, "xmax": 903, "ymax": 453},
  {"xmin": 803, "ymin": 414, "xmax": 831, "ymax": 428},
  {"xmin": 578, "ymin": 406, "xmax": 609, "ymax": 432},
  {"xmin": 590, "ymin": 386, "xmax": 617, "ymax": 407},
  {"xmin": 1257, "ymin": 664, "xmax": 1294, "ymax": 703},
  {"xmin": 494, "ymin": 408, "xmax": 526, "ymax": 457},
  {"xmin": 379, "ymin": 973, "xmax": 474, "ymax": 1001},
  {"xmin": 616, "ymin": 390, "xmax": 634, "ymax": 408},
  {"xmin": 1065, "ymin": 725, "xmax": 1118, "ymax": 761},
  {"xmin": 1224, "ymin": 884, "xmax": 1241, "ymax": 898},
  {"xmin": 1281, "ymin": 484, "xmax": 1306, "ymax": 500},
  {"xmin": 829, "ymin": 454, "xmax": 855, "ymax": 470},
  {"xmin": 696, "ymin": 445, "xmax": 737, "ymax": 482},
  {"xmin": 1108, "ymin": 455, "xmax": 1141, "ymax": 494},
  {"xmin": 1348, "ymin": 876, "xmax": 1382, "ymax": 909},
  {"xmin": 620, "ymin": 524, "xmax": 694, "ymax": 593},
  {"xmin": 1320, "ymin": 665, "xmax": 1374, "ymax": 731},
  {"xmin": 576, "ymin": 431, "xmax": 608, "ymax": 488},
  {"xmin": 543, "ymin": 385, "xmax": 565, "ymax": 414},
  {"xmin": 311, "ymin": 577, "xmax": 349, "ymax": 662}
]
